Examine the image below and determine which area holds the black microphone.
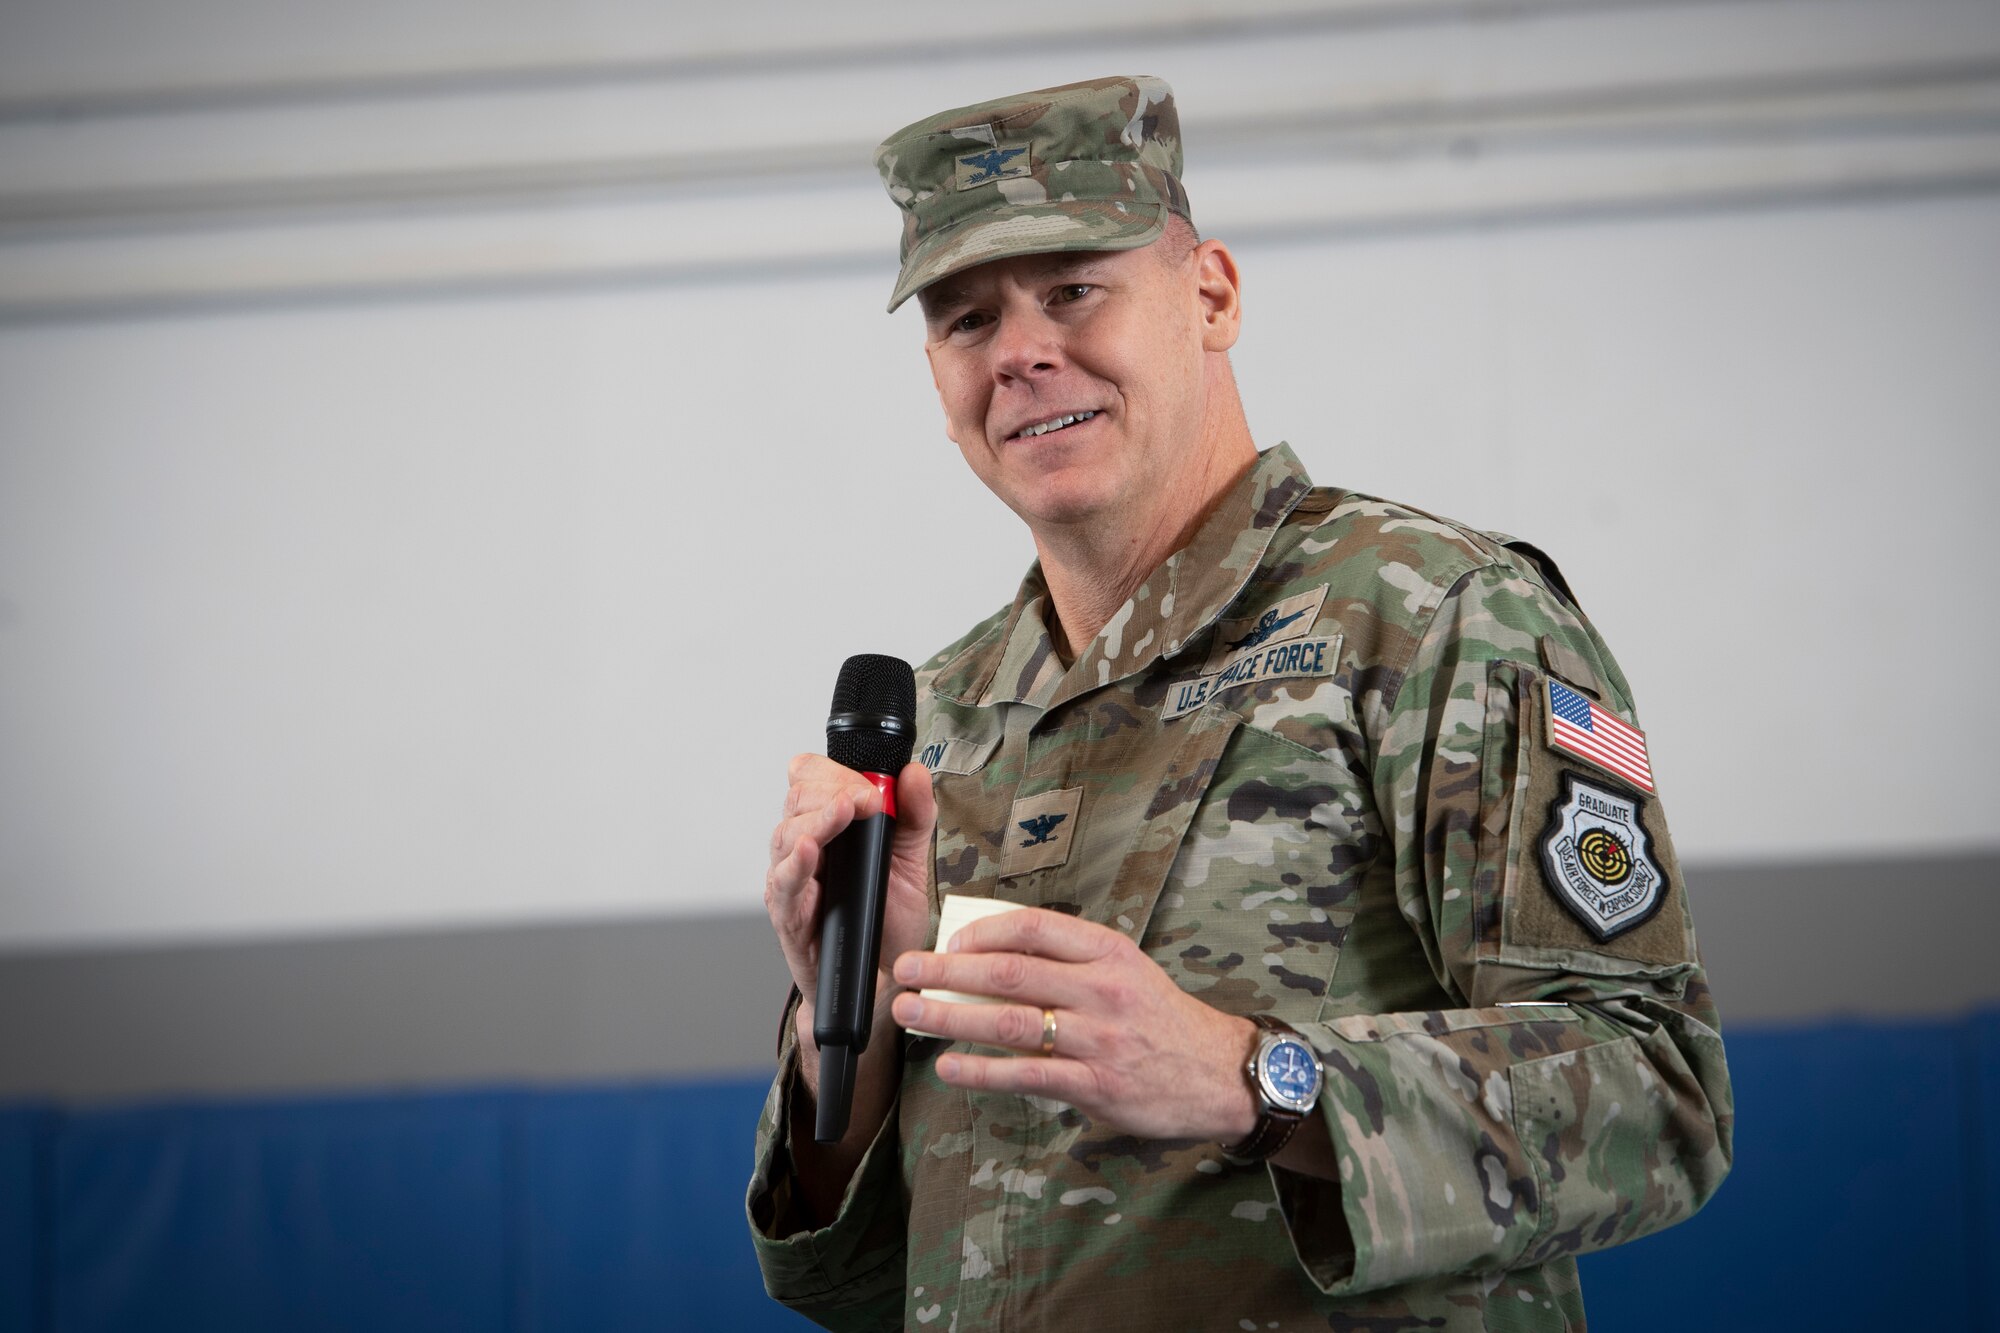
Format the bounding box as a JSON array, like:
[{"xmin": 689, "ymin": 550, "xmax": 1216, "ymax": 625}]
[{"xmin": 813, "ymin": 653, "xmax": 916, "ymax": 1143}]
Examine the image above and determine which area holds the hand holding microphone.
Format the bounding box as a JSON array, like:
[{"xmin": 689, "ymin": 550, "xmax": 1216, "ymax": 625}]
[
  {"xmin": 761, "ymin": 654, "xmax": 934, "ymax": 1144},
  {"xmin": 811, "ymin": 655, "xmax": 915, "ymax": 1142}
]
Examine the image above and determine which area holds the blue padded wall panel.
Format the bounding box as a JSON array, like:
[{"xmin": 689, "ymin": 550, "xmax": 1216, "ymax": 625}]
[
  {"xmin": 1970, "ymin": 1011, "xmax": 1999, "ymax": 1333},
  {"xmin": 519, "ymin": 1076, "xmax": 812, "ymax": 1331},
  {"xmin": 0, "ymin": 1108, "xmax": 46, "ymax": 1333},
  {"xmin": 1580, "ymin": 1019, "xmax": 1975, "ymax": 1333},
  {"xmin": 51, "ymin": 1092, "xmax": 511, "ymax": 1333},
  {"xmin": 7, "ymin": 1010, "xmax": 1992, "ymax": 1332}
]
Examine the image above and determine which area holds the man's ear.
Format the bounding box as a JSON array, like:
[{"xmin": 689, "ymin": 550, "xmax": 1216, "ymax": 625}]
[{"xmin": 1191, "ymin": 239, "xmax": 1243, "ymax": 353}]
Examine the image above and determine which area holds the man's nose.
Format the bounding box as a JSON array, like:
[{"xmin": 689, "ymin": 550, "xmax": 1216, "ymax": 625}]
[{"xmin": 990, "ymin": 306, "xmax": 1064, "ymax": 384}]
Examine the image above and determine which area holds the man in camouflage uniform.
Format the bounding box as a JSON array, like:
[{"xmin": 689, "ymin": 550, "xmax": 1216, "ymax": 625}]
[{"xmin": 750, "ymin": 76, "xmax": 1732, "ymax": 1330}]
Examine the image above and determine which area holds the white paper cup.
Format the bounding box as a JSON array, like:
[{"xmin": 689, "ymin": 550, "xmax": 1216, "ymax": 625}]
[{"xmin": 904, "ymin": 895, "xmax": 1024, "ymax": 1039}]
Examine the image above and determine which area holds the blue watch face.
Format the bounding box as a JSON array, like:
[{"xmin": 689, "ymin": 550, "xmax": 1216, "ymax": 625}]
[{"xmin": 1262, "ymin": 1038, "xmax": 1320, "ymax": 1110}]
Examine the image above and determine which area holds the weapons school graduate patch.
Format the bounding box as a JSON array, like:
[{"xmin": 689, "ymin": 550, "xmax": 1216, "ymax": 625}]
[{"xmin": 1537, "ymin": 772, "xmax": 1668, "ymax": 941}]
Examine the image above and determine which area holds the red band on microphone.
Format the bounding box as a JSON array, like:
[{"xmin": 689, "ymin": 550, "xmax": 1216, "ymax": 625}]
[{"xmin": 866, "ymin": 771, "xmax": 897, "ymax": 820}]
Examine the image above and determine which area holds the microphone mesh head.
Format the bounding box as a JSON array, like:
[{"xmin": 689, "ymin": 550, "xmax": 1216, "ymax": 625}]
[{"xmin": 827, "ymin": 654, "xmax": 916, "ymax": 774}]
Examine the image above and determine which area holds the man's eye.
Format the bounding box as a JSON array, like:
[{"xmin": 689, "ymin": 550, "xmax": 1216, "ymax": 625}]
[
  {"xmin": 1054, "ymin": 284, "xmax": 1093, "ymax": 304},
  {"xmin": 952, "ymin": 311, "xmax": 989, "ymax": 333}
]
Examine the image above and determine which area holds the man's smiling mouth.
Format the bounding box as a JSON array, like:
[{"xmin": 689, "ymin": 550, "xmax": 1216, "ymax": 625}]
[{"xmin": 1012, "ymin": 410, "xmax": 1099, "ymax": 440}]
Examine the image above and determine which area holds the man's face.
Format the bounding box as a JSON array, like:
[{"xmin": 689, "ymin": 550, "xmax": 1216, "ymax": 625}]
[{"xmin": 920, "ymin": 237, "xmax": 1225, "ymax": 535}]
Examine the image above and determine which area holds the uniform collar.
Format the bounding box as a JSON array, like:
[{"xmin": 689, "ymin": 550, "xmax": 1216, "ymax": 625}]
[{"xmin": 932, "ymin": 443, "xmax": 1316, "ymax": 709}]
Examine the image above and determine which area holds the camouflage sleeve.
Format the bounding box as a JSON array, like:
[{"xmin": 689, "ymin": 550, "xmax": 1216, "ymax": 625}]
[
  {"xmin": 745, "ymin": 1009, "xmax": 908, "ymax": 1331},
  {"xmin": 1269, "ymin": 560, "xmax": 1734, "ymax": 1294}
]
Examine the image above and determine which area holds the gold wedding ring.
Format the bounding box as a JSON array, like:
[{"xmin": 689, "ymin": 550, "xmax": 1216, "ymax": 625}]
[{"xmin": 1039, "ymin": 1007, "xmax": 1058, "ymax": 1057}]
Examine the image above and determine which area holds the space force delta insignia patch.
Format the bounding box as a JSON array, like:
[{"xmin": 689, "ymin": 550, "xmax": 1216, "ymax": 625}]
[{"xmin": 1537, "ymin": 771, "xmax": 1669, "ymax": 941}]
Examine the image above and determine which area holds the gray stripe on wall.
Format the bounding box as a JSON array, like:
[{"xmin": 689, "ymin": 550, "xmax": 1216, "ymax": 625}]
[
  {"xmin": 0, "ymin": 911, "xmax": 795, "ymax": 1104},
  {"xmin": 1, "ymin": 851, "xmax": 1993, "ymax": 1104}
]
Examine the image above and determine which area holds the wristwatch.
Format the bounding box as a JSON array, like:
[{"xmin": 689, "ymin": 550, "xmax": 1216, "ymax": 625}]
[{"xmin": 1220, "ymin": 1014, "xmax": 1324, "ymax": 1164}]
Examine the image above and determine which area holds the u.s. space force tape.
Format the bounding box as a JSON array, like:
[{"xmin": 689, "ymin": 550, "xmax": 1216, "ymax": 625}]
[{"xmin": 1163, "ymin": 633, "xmax": 1343, "ymax": 721}]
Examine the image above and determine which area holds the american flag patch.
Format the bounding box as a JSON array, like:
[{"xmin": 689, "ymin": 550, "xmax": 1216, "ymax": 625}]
[{"xmin": 1546, "ymin": 679, "xmax": 1654, "ymax": 793}]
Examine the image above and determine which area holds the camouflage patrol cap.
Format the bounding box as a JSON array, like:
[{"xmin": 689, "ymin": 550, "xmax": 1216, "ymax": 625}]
[{"xmin": 874, "ymin": 75, "xmax": 1192, "ymax": 313}]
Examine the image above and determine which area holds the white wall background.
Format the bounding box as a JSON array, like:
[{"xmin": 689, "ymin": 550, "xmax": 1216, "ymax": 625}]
[{"xmin": 2, "ymin": 0, "xmax": 1996, "ymax": 947}]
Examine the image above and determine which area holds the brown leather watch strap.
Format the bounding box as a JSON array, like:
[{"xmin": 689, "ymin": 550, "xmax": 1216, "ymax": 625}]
[
  {"xmin": 1220, "ymin": 1102, "xmax": 1304, "ymax": 1164},
  {"xmin": 1220, "ymin": 1014, "xmax": 1307, "ymax": 1165}
]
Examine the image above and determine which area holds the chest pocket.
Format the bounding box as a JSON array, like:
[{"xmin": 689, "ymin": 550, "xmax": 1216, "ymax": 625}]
[
  {"xmin": 926, "ymin": 705, "xmax": 1244, "ymax": 942},
  {"xmin": 1154, "ymin": 717, "xmax": 1369, "ymax": 1020}
]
